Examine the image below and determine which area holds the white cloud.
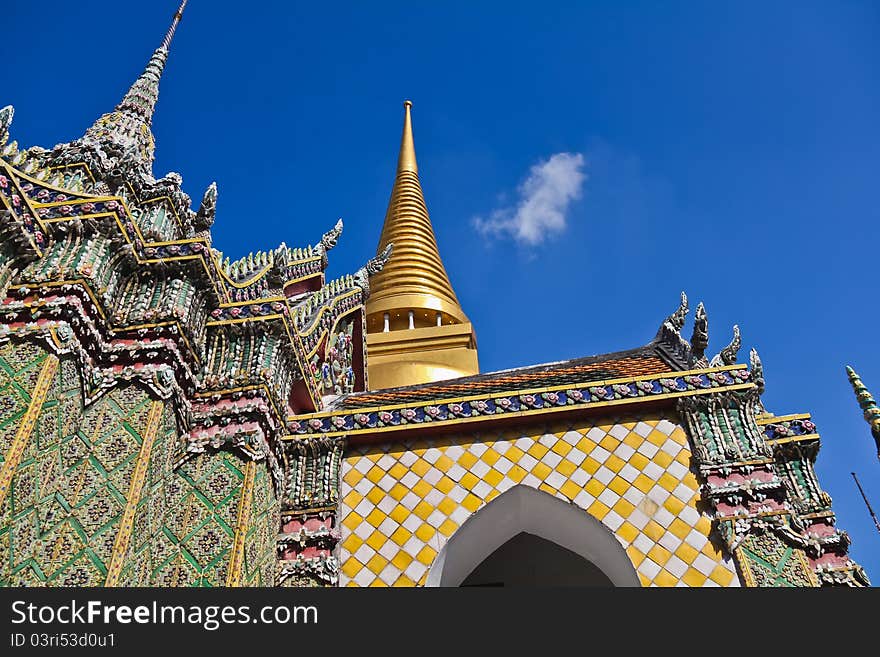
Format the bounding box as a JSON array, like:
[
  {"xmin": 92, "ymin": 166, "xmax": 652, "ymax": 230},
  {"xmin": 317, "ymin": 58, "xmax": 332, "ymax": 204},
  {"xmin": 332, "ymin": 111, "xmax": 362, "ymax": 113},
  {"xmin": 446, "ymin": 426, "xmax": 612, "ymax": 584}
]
[{"xmin": 473, "ymin": 152, "xmax": 586, "ymax": 245}]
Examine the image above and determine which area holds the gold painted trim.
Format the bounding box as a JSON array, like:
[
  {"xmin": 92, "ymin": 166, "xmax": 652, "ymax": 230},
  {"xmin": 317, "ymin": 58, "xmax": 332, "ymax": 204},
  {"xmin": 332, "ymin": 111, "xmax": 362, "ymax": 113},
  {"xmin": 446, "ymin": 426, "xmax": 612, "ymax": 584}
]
[
  {"xmin": 766, "ymin": 433, "xmax": 820, "ymax": 446},
  {"xmin": 755, "ymin": 413, "xmax": 811, "ymax": 426},
  {"xmin": 104, "ymin": 400, "xmax": 165, "ymax": 586},
  {"xmin": 226, "ymin": 460, "xmax": 256, "ymax": 587},
  {"xmin": 0, "ymin": 355, "xmax": 58, "ymax": 509}
]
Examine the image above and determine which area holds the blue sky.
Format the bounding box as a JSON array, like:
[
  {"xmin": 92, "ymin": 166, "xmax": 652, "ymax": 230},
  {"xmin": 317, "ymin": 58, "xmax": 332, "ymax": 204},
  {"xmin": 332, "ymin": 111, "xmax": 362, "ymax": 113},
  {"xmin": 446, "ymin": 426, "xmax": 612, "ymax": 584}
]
[{"xmin": 7, "ymin": 1, "xmax": 880, "ymax": 580}]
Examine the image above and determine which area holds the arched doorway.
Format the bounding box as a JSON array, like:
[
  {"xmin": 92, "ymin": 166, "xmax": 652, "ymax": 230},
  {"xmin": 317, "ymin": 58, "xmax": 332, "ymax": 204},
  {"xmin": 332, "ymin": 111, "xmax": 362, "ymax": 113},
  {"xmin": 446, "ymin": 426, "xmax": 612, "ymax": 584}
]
[{"xmin": 425, "ymin": 485, "xmax": 640, "ymax": 587}]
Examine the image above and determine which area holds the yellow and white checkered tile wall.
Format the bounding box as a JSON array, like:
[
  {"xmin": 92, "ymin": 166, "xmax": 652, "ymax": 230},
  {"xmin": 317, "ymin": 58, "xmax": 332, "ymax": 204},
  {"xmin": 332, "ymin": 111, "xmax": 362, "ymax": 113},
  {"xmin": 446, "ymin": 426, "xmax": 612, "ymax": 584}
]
[{"xmin": 338, "ymin": 414, "xmax": 741, "ymax": 587}]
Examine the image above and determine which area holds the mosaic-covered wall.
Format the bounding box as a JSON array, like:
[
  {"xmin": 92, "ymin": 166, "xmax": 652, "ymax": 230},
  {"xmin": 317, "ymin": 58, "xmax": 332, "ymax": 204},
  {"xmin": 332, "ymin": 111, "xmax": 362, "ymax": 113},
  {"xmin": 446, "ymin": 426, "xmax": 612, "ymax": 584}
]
[{"xmin": 338, "ymin": 411, "xmax": 741, "ymax": 587}]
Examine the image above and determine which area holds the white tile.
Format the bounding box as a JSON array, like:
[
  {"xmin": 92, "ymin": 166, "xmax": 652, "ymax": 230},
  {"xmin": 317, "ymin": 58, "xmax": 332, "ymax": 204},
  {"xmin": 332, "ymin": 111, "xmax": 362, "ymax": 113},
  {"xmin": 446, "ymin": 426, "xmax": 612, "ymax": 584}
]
[
  {"xmin": 609, "ymin": 425, "xmax": 630, "ymax": 440},
  {"xmin": 469, "ymin": 442, "xmax": 487, "ymax": 457},
  {"xmin": 616, "ymin": 443, "xmax": 636, "ymax": 461},
  {"xmin": 354, "ymin": 458, "xmax": 373, "ymax": 475},
  {"xmin": 378, "ymin": 541, "xmax": 399, "ymax": 561},
  {"xmin": 378, "ymin": 563, "xmax": 401, "ymax": 586},
  {"xmin": 623, "ymin": 487, "xmax": 644, "ymax": 505},
  {"xmin": 643, "ymin": 462, "xmax": 664, "ymax": 481},
  {"xmin": 648, "ymin": 485, "xmax": 671, "ymax": 507},
  {"xmin": 399, "ymin": 451, "xmax": 418, "ymax": 467},
  {"xmin": 493, "ymin": 440, "xmax": 511, "ymax": 454},
  {"xmin": 515, "ymin": 437, "xmax": 532, "ymax": 451},
  {"xmin": 473, "ymin": 480, "xmax": 493, "ymax": 500},
  {"xmin": 658, "ymin": 531, "xmax": 682, "ymax": 553},
  {"xmin": 619, "ymin": 464, "xmax": 640, "ymax": 483},
  {"xmin": 570, "ymin": 469, "xmax": 589, "ymax": 487},
  {"xmin": 603, "ymin": 510, "xmax": 624, "ymax": 531},
  {"xmin": 400, "ymin": 471, "xmax": 420, "ymax": 490},
  {"xmin": 545, "ymin": 471, "xmax": 567, "ymax": 491},
  {"xmin": 378, "ymin": 517, "xmax": 398, "ymax": 537},
  {"xmin": 448, "ymin": 486, "xmax": 467, "ymax": 503},
  {"xmin": 654, "ymin": 507, "xmax": 675, "ymax": 528},
  {"xmin": 354, "ymin": 567, "xmax": 376, "ymax": 587},
  {"xmin": 377, "ymin": 454, "xmax": 397, "ymax": 472},
  {"xmin": 471, "ymin": 460, "xmax": 490, "ymax": 479},
  {"xmin": 496, "ymin": 477, "xmax": 515, "ymax": 494},
  {"xmin": 685, "ymin": 529, "xmax": 707, "ymax": 550},
  {"xmin": 562, "ymin": 430, "xmax": 582, "ymax": 444},
  {"xmin": 354, "ymin": 521, "xmax": 375, "ymax": 540},
  {"xmin": 403, "ymin": 536, "xmax": 423, "ymax": 555},
  {"xmin": 521, "ymin": 474, "xmax": 542, "ymax": 488},
  {"xmin": 426, "ymin": 510, "xmax": 446, "ymax": 528},
  {"xmin": 656, "ymin": 419, "xmax": 677, "ymax": 435},
  {"xmin": 661, "ymin": 439, "xmax": 681, "ymax": 456},
  {"xmin": 445, "ymin": 445, "xmax": 465, "ymax": 461},
  {"xmin": 573, "ymin": 490, "xmax": 595, "ymax": 510},
  {"xmin": 674, "ymin": 483, "xmax": 694, "ymax": 503},
  {"xmin": 354, "ymin": 477, "xmax": 373, "ymax": 497},
  {"xmin": 353, "ymin": 543, "xmax": 374, "ymax": 564},
  {"xmin": 423, "ymin": 467, "xmax": 442, "ymax": 486},
  {"xmin": 378, "ymin": 496, "xmax": 397, "ymax": 514},
  {"xmin": 354, "ymin": 498, "xmax": 374, "ymax": 518},
  {"xmin": 402, "ymin": 514, "xmax": 422, "ymax": 532},
  {"xmin": 566, "ymin": 447, "xmax": 587, "ymax": 466},
  {"xmin": 693, "ymin": 553, "xmax": 717, "ymax": 576},
  {"xmin": 541, "ymin": 451, "xmax": 562, "ymax": 469},
  {"xmin": 539, "ymin": 433, "xmax": 556, "ymax": 447},
  {"xmin": 591, "ymin": 446, "xmax": 611, "ymax": 463},
  {"xmin": 666, "ymin": 555, "xmax": 688, "ymax": 578},
  {"xmin": 446, "ymin": 464, "xmax": 466, "ymax": 482},
  {"xmin": 680, "ymin": 506, "xmax": 701, "ymax": 527},
  {"xmin": 494, "ymin": 457, "xmax": 514, "ymax": 474},
  {"xmin": 598, "ymin": 488, "xmax": 619, "ymax": 507},
  {"xmin": 637, "ymin": 442, "xmax": 660, "ymax": 458},
  {"xmin": 667, "ymin": 461, "xmax": 689, "ymax": 481},
  {"xmin": 628, "ymin": 509, "xmax": 650, "ymax": 530},
  {"xmin": 594, "ymin": 466, "xmax": 614, "ymax": 485},
  {"xmin": 587, "ymin": 427, "xmax": 607, "ymax": 441},
  {"xmin": 405, "ymin": 560, "xmax": 428, "ymax": 583},
  {"xmin": 377, "ymin": 474, "xmax": 396, "ymax": 492},
  {"xmin": 632, "ymin": 533, "xmax": 653, "ymax": 554},
  {"xmin": 450, "ymin": 506, "xmax": 471, "ymax": 525},
  {"xmin": 424, "ymin": 488, "xmax": 444, "ymax": 507},
  {"xmin": 634, "ymin": 421, "xmax": 653, "ymax": 437},
  {"xmin": 640, "ymin": 558, "xmax": 662, "ymax": 581},
  {"xmin": 401, "ymin": 492, "xmax": 421, "ymax": 511},
  {"xmin": 423, "ymin": 448, "xmax": 441, "ymax": 464},
  {"xmin": 520, "ymin": 454, "xmax": 539, "ymax": 472}
]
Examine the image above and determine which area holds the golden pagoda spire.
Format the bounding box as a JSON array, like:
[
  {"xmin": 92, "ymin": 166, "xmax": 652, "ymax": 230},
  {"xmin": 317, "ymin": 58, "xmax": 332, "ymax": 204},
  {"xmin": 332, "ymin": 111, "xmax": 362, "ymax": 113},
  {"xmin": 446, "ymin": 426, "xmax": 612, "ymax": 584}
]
[
  {"xmin": 364, "ymin": 101, "xmax": 479, "ymax": 389},
  {"xmin": 846, "ymin": 365, "xmax": 880, "ymax": 460}
]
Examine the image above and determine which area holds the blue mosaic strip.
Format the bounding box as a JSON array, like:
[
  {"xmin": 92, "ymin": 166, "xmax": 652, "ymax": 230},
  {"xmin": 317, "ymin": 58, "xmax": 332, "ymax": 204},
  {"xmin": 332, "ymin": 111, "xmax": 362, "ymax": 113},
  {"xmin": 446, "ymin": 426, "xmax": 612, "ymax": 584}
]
[{"xmin": 762, "ymin": 418, "xmax": 818, "ymax": 441}]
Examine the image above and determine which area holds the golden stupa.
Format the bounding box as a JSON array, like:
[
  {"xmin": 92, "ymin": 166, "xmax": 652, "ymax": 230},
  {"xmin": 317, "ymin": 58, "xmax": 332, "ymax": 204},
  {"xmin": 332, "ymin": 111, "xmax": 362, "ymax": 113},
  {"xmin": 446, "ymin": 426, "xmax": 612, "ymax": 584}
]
[{"xmin": 365, "ymin": 101, "xmax": 479, "ymax": 389}]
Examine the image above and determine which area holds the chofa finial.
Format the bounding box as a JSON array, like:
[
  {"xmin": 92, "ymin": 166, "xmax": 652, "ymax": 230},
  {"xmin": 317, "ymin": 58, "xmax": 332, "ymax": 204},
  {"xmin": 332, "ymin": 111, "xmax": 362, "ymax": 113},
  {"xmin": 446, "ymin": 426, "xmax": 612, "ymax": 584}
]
[{"xmin": 710, "ymin": 325, "xmax": 741, "ymax": 367}]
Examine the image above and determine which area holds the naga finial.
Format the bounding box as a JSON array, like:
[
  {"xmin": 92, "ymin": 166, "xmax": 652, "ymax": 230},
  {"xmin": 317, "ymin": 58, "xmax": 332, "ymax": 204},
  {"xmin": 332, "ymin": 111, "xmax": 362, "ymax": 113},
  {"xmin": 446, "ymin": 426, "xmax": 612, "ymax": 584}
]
[
  {"xmin": 195, "ymin": 181, "xmax": 217, "ymax": 231},
  {"xmin": 319, "ymin": 218, "xmax": 344, "ymax": 253},
  {"xmin": 846, "ymin": 365, "xmax": 880, "ymax": 460},
  {"xmin": 690, "ymin": 301, "xmax": 709, "ymax": 366},
  {"xmin": 710, "ymin": 324, "xmax": 741, "ymax": 367},
  {"xmin": 750, "ymin": 348, "xmax": 765, "ymax": 395},
  {"xmin": 0, "ymin": 105, "xmax": 12, "ymax": 146},
  {"xmin": 353, "ymin": 244, "xmax": 394, "ymax": 299},
  {"xmin": 668, "ymin": 291, "xmax": 689, "ymax": 332}
]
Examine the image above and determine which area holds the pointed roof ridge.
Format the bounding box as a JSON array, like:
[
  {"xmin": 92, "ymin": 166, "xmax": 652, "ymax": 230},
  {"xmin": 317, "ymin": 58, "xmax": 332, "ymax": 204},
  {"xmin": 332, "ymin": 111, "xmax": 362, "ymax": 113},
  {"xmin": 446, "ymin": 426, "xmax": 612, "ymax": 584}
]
[
  {"xmin": 366, "ymin": 100, "xmax": 470, "ymax": 325},
  {"xmin": 81, "ymin": 0, "xmax": 189, "ymax": 168},
  {"xmin": 846, "ymin": 364, "xmax": 880, "ymax": 459}
]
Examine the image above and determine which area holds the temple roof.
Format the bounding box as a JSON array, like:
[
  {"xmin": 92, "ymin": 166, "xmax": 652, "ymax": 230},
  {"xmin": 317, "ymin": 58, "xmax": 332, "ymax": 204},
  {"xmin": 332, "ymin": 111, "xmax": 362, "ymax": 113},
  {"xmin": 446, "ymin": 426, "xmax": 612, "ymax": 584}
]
[
  {"xmin": 365, "ymin": 101, "xmax": 469, "ymax": 326},
  {"xmin": 332, "ymin": 344, "xmax": 670, "ymax": 410}
]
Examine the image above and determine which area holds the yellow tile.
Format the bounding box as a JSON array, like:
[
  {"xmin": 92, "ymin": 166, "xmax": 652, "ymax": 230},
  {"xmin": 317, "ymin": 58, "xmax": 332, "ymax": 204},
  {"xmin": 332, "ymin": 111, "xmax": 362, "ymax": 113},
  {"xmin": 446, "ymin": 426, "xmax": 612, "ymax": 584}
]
[
  {"xmin": 342, "ymin": 511, "xmax": 363, "ymax": 531},
  {"xmin": 413, "ymin": 501, "xmax": 434, "ymax": 520},
  {"xmin": 538, "ymin": 482, "xmax": 557, "ymax": 496},
  {"xmin": 344, "ymin": 534, "xmax": 364, "ymax": 553},
  {"xmin": 438, "ymin": 518, "xmax": 458, "ymax": 537},
  {"xmin": 342, "ymin": 489, "xmax": 362, "ymax": 509},
  {"xmin": 654, "ymin": 451, "xmax": 673, "ymax": 468},
  {"xmin": 527, "ymin": 443, "xmax": 549, "ymax": 459},
  {"xmin": 646, "ymin": 430, "xmax": 667, "ymax": 446},
  {"xmin": 613, "ymin": 498, "xmax": 635, "ymax": 519},
  {"xmin": 633, "ymin": 474, "xmax": 654, "ymax": 493},
  {"xmin": 669, "ymin": 518, "xmax": 691, "ymax": 540},
  {"xmin": 366, "ymin": 465, "xmax": 385, "ymax": 483},
  {"xmin": 366, "ymin": 530, "xmax": 387, "ymax": 551},
  {"xmin": 652, "ymin": 569, "xmax": 678, "ymax": 587},
  {"xmin": 599, "ymin": 435, "xmax": 619, "ymax": 452},
  {"xmin": 682, "ymin": 567, "xmax": 707, "ymax": 587},
  {"xmin": 629, "ymin": 453, "xmax": 650, "ymax": 471},
  {"xmin": 670, "ymin": 427, "xmax": 689, "ymax": 446},
  {"xmin": 389, "ymin": 483, "xmax": 408, "ymax": 501},
  {"xmin": 582, "ymin": 457, "xmax": 601, "ymax": 475},
  {"xmin": 365, "ymin": 451, "xmax": 384, "ymax": 463},
  {"xmin": 434, "ymin": 454, "xmax": 454, "ymax": 472},
  {"xmin": 675, "ymin": 450, "xmax": 692, "ymax": 467},
  {"xmin": 622, "ymin": 432, "xmax": 642, "ymax": 449},
  {"xmin": 675, "ymin": 542, "xmax": 699, "ymax": 565},
  {"xmin": 462, "ymin": 493, "xmax": 481, "ymax": 513},
  {"xmin": 411, "ymin": 459, "xmax": 430, "ymax": 476},
  {"xmin": 556, "ymin": 459, "xmax": 576, "ymax": 477},
  {"xmin": 346, "ymin": 581, "xmax": 358, "ymax": 587},
  {"xmin": 620, "ymin": 420, "xmax": 637, "ymax": 430},
  {"xmin": 663, "ymin": 495, "xmax": 686, "ymax": 516},
  {"xmin": 506, "ymin": 445, "xmax": 525, "ymax": 463},
  {"xmin": 389, "ymin": 504, "xmax": 409, "ymax": 526},
  {"xmin": 415, "ymin": 522, "xmax": 435, "ymax": 542},
  {"xmin": 560, "ymin": 479, "xmax": 582, "ymax": 501},
  {"xmin": 626, "ymin": 546, "xmax": 646, "ymax": 568},
  {"xmin": 387, "ymin": 462, "xmax": 407, "ymax": 480},
  {"xmin": 531, "ymin": 462, "xmax": 552, "ymax": 481},
  {"xmin": 576, "ymin": 438, "xmax": 597, "ymax": 455},
  {"xmin": 458, "ymin": 451, "xmax": 478, "ymax": 469},
  {"xmin": 643, "ymin": 520, "xmax": 665, "ymax": 542},
  {"xmin": 551, "ymin": 441, "xmax": 572, "ymax": 458},
  {"xmin": 617, "ymin": 521, "xmax": 639, "ymax": 544},
  {"xmin": 608, "ymin": 476, "xmax": 629, "ymax": 496},
  {"xmin": 343, "ymin": 468, "xmax": 362, "ymax": 487},
  {"xmin": 341, "ymin": 558, "xmax": 363, "ymax": 578},
  {"xmin": 365, "ymin": 508, "xmax": 386, "ymax": 527},
  {"xmin": 647, "ymin": 544, "xmax": 672, "ymax": 566},
  {"xmin": 482, "ymin": 449, "xmax": 501, "ymax": 466},
  {"xmin": 508, "ymin": 464, "xmax": 527, "ymax": 483},
  {"xmin": 460, "ymin": 472, "xmax": 480, "ymax": 491},
  {"xmin": 637, "ymin": 572, "xmax": 651, "ymax": 587},
  {"xmin": 366, "ymin": 554, "xmax": 388, "ymax": 574},
  {"xmin": 365, "ymin": 487, "xmax": 385, "ymax": 505},
  {"xmin": 390, "ymin": 526, "xmax": 411, "ymax": 546},
  {"xmin": 483, "ymin": 468, "xmax": 503, "ymax": 488},
  {"xmin": 585, "ymin": 478, "xmax": 605, "ymax": 498},
  {"xmin": 392, "ymin": 574, "xmax": 415, "ymax": 587},
  {"xmin": 588, "ymin": 500, "xmax": 610, "ymax": 520},
  {"xmin": 391, "ymin": 550, "xmax": 413, "ymax": 571},
  {"xmin": 682, "ymin": 472, "xmax": 700, "ymax": 489},
  {"xmin": 709, "ymin": 565, "xmax": 734, "ymax": 586},
  {"xmin": 695, "ymin": 516, "xmax": 712, "ymax": 535},
  {"xmin": 416, "ymin": 545, "xmax": 437, "ymax": 566},
  {"xmin": 411, "ymin": 479, "xmax": 432, "ymax": 499},
  {"xmin": 658, "ymin": 472, "xmax": 679, "ymax": 492},
  {"xmin": 436, "ymin": 476, "xmax": 455, "ymax": 494},
  {"xmin": 432, "ymin": 497, "xmax": 454, "ymax": 517}
]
